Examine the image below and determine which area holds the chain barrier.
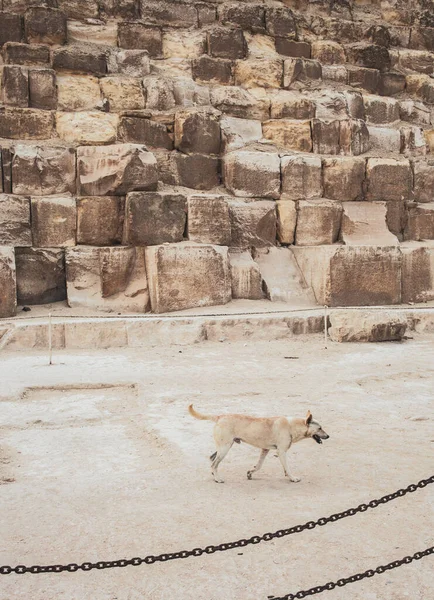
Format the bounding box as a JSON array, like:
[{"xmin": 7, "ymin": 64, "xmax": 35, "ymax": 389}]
[
  {"xmin": 270, "ymin": 546, "xmax": 434, "ymax": 600},
  {"xmin": 1, "ymin": 475, "xmax": 433, "ymax": 576}
]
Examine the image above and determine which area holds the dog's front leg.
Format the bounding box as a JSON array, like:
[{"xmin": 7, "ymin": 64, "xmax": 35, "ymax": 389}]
[
  {"xmin": 247, "ymin": 449, "xmax": 269, "ymax": 480},
  {"xmin": 277, "ymin": 449, "xmax": 300, "ymax": 483}
]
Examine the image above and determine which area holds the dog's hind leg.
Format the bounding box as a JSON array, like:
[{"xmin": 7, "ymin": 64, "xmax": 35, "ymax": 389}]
[
  {"xmin": 247, "ymin": 449, "xmax": 269, "ymax": 480},
  {"xmin": 211, "ymin": 442, "xmax": 233, "ymax": 483},
  {"xmin": 277, "ymin": 449, "xmax": 300, "ymax": 483}
]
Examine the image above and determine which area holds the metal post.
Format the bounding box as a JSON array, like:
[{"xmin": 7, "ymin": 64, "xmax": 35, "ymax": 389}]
[
  {"xmin": 324, "ymin": 305, "xmax": 328, "ymax": 349},
  {"xmin": 48, "ymin": 312, "xmax": 53, "ymax": 365}
]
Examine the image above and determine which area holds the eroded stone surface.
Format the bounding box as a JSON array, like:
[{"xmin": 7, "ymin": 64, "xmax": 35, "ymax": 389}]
[
  {"xmin": 12, "ymin": 145, "xmax": 76, "ymax": 196},
  {"xmin": 187, "ymin": 195, "xmax": 231, "ymax": 245},
  {"xmin": 31, "ymin": 196, "xmax": 76, "ymax": 248},
  {"xmin": 229, "ymin": 250, "xmax": 263, "ymax": 299},
  {"xmin": 295, "ymin": 199, "xmax": 342, "ymax": 246},
  {"xmin": 77, "ymin": 196, "xmax": 125, "ymax": 246},
  {"xmin": 15, "ymin": 247, "xmax": 66, "ymax": 304},
  {"xmin": 341, "ymin": 202, "xmax": 398, "ymax": 246},
  {"xmin": 228, "ymin": 200, "xmax": 276, "ymax": 248},
  {"xmin": 0, "ymin": 194, "xmax": 31, "ymax": 246},
  {"xmin": 0, "ymin": 247, "xmax": 16, "ymax": 318},
  {"xmin": 224, "ymin": 151, "xmax": 280, "ymax": 199},
  {"xmin": 329, "ymin": 310, "xmax": 407, "ymax": 342}
]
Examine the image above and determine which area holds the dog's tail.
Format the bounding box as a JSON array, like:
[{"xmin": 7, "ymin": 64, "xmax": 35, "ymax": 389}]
[{"xmin": 188, "ymin": 404, "xmax": 218, "ymax": 422}]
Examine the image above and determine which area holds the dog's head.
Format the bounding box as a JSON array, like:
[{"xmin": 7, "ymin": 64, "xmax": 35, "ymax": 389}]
[{"xmin": 305, "ymin": 411, "xmax": 329, "ymax": 444}]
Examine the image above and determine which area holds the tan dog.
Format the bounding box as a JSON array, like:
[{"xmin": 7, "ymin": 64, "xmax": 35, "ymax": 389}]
[{"xmin": 188, "ymin": 405, "xmax": 329, "ymax": 483}]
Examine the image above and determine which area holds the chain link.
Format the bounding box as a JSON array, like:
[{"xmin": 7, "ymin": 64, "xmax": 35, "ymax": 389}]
[
  {"xmin": 1, "ymin": 475, "xmax": 433, "ymax": 576},
  {"xmin": 269, "ymin": 546, "xmax": 434, "ymax": 600}
]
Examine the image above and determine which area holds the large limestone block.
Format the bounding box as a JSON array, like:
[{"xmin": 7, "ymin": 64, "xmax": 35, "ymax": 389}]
[
  {"xmin": 57, "ymin": 75, "xmax": 101, "ymax": 111},
  {"xmin": 193, "ymin": 56, "xmax": 233, "ymax": 85},
  {"xmin": 413, "ymin": 161, "xmax": 434, "ymax": 203},
  {"xmin": 0, "ymin": 247, "xmax": 16, "ymax": 318},
  {"xmin": 266, "ymin": 6, "xmax": 297, "ymax": 38},
  {"xmin": 24, "ymin": 7, "xmax": 67, "ymax": 45},
  {"xmin": 99, "ymin": 0, "xmax": 139, "ymax": 19},
  {"xmin": 295, "ymin": 199, "xmax": 343, "ymax": 246},
  {"xmin": 119, "ymin": 116, "xmax": 173, "ymax": 150},
  {"xmin": 329, "ymin": 311, "xmax": 407, "ymax": 342},
  {"xmin": 29, "ymin": 68, "xmax": 57, "ymax": 110},
  {"xmin": 0, "ymin": 107, "xmax": 55, "ymax": 140},
  {"xmin": 312, "ymin": 119, "xmax": 369, "ymax": 156},
  {"xmin": 347, "ymin": 66, "xmax": 380, "ymax": 94},
  {"xmin": 322, "ymin": 157, "xmax": 366, "ymax": 202},
  {"xmin": 0, "ymin": 194, "xmax": 31, "ymax": 246},
  {"xmin": 187, "ymin": 195, "xmax": 231, "ymax": 245},
  {"xmin": 53, "ymin": 44, "xmax": 108, "ymax": 76},
  {"xmin": 314, "ymin": 91, "xmax": 349, "ymax": 120},
  {"xmin": 77, "ymin": 144, "xmax": 158, "ymax": 196},
  {"xmin": 363, "ymin": 94, "xmax": 399, "ymax": 124},
  {"xmin": 262, "ymin": 119, "xmax": 312, "ymax": 152},
  {"xmin": 341, "ymin": 202, "xmax": 398, "ymax": 246},
  {"xmin": 67, "ymin": 20, "xmax": 117, "ymax": 46},
  {"xmin": 210, "ymin": 86, "xmax": 270, "ymax": 121},
  {"xmin": 223, "ymin": 151, "xmax": 280, "ymax": 199},
  {"xmin": 100, "ymin": 77, "xmax": 145, "ymax": 111},
  {"xmin": 117, "ymin": 23, "xmax": 162, "ymax": 56},
  {"xmin": 234, "ymin": 58, "xmax": 283, "ymax": 88},
  {"xmin": 281, "ymin": 155, "xmax": 322, "ymax": 201},
  {"xmin": 163, "ymin": 29, "xmax": 205, "ymax": 59},
  {"xmin": 229, "ymin": 250, "xmax": 263, "ymax": 300},
  {"xmin": 254, "ymin": 247, "xmax": 316, "ymax": 304},
  {"xmin": 2, "ymin": 65, "xmax": 29, "ymax": 107},
  {"xmin": 31, "ymin": 197, "xmax": 76, "ymax": 247},
  {"xmin": 140, "ymin": 1, "xmax": 198, "ymax": 28},
  {"xmin": 143, "ymin": 76, "xmax": 175, "ymax": 110},
  {"xmin": 168, "ymin": 153, "xmax": 220, "ymax": 190},
  {"xmin": 145, "ymin": 243, "xmax": 231, "ymax": 313},
  {"xmin": 12, "ymin": 145, "xmax": 76, "ymax": 196},
  {"xmin": 0, "ymin": 12, "xmax": 22, "ymax": 47},
  {"xmin": 276, "ymin": 200, "xmax": 296, "ymax": 245},
  {"xmin": 66, "ymin": 246, "xmax": 149, "ymax": 312},
  {"xmin": 207, "ymin": 27, "xmax": 246, "ymax": 60},
  {"xmin": 368, "ymin": 126, "xmax": 401, "ymax": 153},
  {"xmin": 220, "ymin": 116, "xmax": 262, "ymax": 152},
  {"xmin": 346, "ymin": 43, "xmax": 391, "ymax": 72},
  {"xmin": 283, "ymin": 58, "xmax": 322, "ymax": 87},
  {"xmin": 366, "ymin": 158, "xmax": 412, "ymax": 201},
  {"xmin": 172, "ymin": 77, "xmax": 210, "ymax": 107},
  {"xmin": 174, "ymin": 109, "xmax": 221, "ymax": 155},
  {"xmin": 400, "ymin": 126, "xmax": 427, "ymax": 157},
  {"xmin": 107, "ymin": 49, "xmax": 151, "ymax": 77},
  {"xmin": 56, "ymin": 112, "xmax": 118, "ymax": 145},
  {"xmin": 219, "ymin": 4, "xmax": 266, "ymax": 34},
  {"xmin": 401, "ymin": 242, "xmax": 434, "ymax": 303},
  {"xmin": 2, "ymin": 42, "xmax": 51, "ymax": 66},
  {"xmin": 405, "ymin": 203, "xmax": 434, "ymax": 241},
  {"xmin": 311, "ymin": 40, "xmax": 345, "ymax": 65},
  {"xmin": 15, "ymin": 247, "xmax": 66, "ymax": 304},
  {"xmin": 77, "ymin": 196, "xmax": 124, "ymax": 246},
  {"xmin": 123, "ymin": 192, "xmax": 187, "ymax": 246},
  {"xmin": 398, "ymin": 49, "xmax": 434, "ymax": 75},
  {"xmin": 269, "ymin": 91, "xmax": 315, "ymax": 120},
  {"xmin": 228, "ymin": 199, "xmax": 276, "ymax": 248},
  {"xmin": 293, "ymin": 245, "xmax": 402, "ymax": 306}
]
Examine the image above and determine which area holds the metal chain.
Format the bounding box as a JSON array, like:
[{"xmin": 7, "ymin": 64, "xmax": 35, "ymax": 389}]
[
  {"xmin": 1, "ymin": 475, "xmax": 433, "ymax": 576},
  {"xmin": 269, "ymin": 545, "xmax": 434, "ymax": 600}
]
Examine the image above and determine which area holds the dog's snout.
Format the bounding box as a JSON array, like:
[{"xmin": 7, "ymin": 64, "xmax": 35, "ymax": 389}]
[{"xmin": 324, "ymin": 434, "xmax": 330, "ymax": 439}]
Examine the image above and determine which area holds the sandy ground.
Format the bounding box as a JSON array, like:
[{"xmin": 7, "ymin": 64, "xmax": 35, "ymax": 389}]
[{"xmin": 1, "ymin": 335, "xmax": 434, "ymax": 600}]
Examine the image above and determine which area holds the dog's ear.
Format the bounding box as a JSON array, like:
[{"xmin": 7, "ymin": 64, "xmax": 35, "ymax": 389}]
[{"xmin": 305, "ymin": 410, "xmax": 312, "ymax": 425}]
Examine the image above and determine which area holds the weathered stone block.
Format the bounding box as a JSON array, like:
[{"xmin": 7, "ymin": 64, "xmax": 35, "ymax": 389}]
[
  {"xmin": 170, "ymin": 153, "xmax": 220, "ymax": 190},
  {"xmin": 118, "ymin": 116, "xmax": 173, "ymax": 150},
  {"xmin": 208, "ymin": 27, "xmax": 246, "ymax": 60},
  {"xmin": 265, "ymin": 7, "xmax": 296, "ymax": 38},
  {"xmin": 398, "ymin": 49, "xmax": 434, "ymax": 75},
  {"xmin": 56, "ymin": 112, "xmax": 118, "ymax": 145},
  {"xmin": 100, "ymin": 77, "xmax": 145, "ymax": 111},
  {"xmin": 118, "ymin": 23, "xmax": 162, "ymax": 56},
  {"xmin": 220, "ymin": 116, "xmax": 262, "ymax": 152},
  {"xmin": 224, "ymin": 151, "xmax": 280, "ymax": 199},
  {"xmin": 366, "ymin": 158, "xmax": 412, "ymax": 201},
  {"xmin": 210, "ymin": 86, "xmax": 269, "ymax": 120},
  {"xmin": 401, "ymin": 242, "xmax": 434, "ymax": 303},
  {"xmin": 219, "ymin": 4, "xmax": 266, "ymax": 34},
  {"xmin": 193, "ymin": 56, "xmax": 233, "ymax": 85},
  {"xmin": 57, "ymin": 74, "xmax": 101, "ymax": 111},
  {"xmin": 12, "ymin": 145, "xmax": 76, "ymax": 196},
  {"xmin": 15, "ymin": 247, "xmax": 66, "ymax": 304},
  {"xmin": 0, "ymin": 247, "xmax": 16, "ymax": 318},
  {"xmin": 283, "ymin": 58, "xmax": 322, "ymax": 87},
  {"xmin": 77, "ymin": 196, "xmax": 124, "ymax": 246},
  {"xmin": 145, "ymin": 243, "xmax": 231, "ymax": 313},
  {"xmin": 99, "ymin": 0, "xmax": 139, "ymax": 19},
  {"xmin": 107, "ymin": 49, "xmax": 150, "ymax": 77},
  {"xmin": 175, "ymin": 109, "xmax": 221, "ymax": 155},
  {"xmin": 276, "ymin": 200, "xmax": 297, "ymax": 244},
  {"xmin": 2, "ymin": 42, "xmax": 50, "ymax": 66},
  {"xmin": 312, "ymin": 119, "xmax": 369, "ymax": 156},
  {"xmin": 53, "ymin": 44, "xmax": 108, "ymax": 76},
  {"xmin": 163, "ymin": 29, "xmax": 205, "ymax": 59},
  {"xmin": 228, "ymin": 199, "xmax": 276, "ymax": 248},
  {"xmin": 399, "ymin": 100, "xmax": 431, "ymax": 125},
  {"xmin": 347, "ymin": 66, "xmax": 380, "ymax": 93},
  {"xmin": 0, "ymin": 194, "xmax": 31, "ymax": 246},
  {"xmin": 405, "ymin": 203, "xmax": 434, "ymax": 241},
  {"xmin": 401, "ymin": 126, "xmax": 427, "ymax": 157},
  {"xmin": 77, "ymin": 144, "xmax": 158, "ymax": 196},
  {"xmin": 0, "ymin": 13, "xmax": 23, "ymax": 48},
  {"xmin": 368, "ymin": 126, "xmax": 401, "ymax": 153},
  {"xmin": 31, "ymin": 196, "xmax": 76, "ymax": 248},
  {"xmin": 67, "ymin": 20, "xmax": 117, "ymax": 47},
  {"xmin": 229, "ymin": 250, "xmax": 263, "ymax": 300},
  {"xmin": 143, "ymin": 76, "xmax": 175, "ymax": 110},
  {"xmin": 187, "ymin": 195, "xmax": 231, "ymax": 245},
  {"xmin": 270, "ymin": 91, "xmax": 315, "ymax": 120},
  {"xmin": 413, "ymin": 161, "xmax": 434, "ymax": 203},
  {"xmin": 140, "ymin": 1, "xmax": 197, "ymax": 28},
  {"xmin": 281, "ymin": 155, "xmax": 322, "ymax": 201},
  {"xmin": 262, "ymin": 119, "xmax": 312, "ymax": 152},
  {"xmin": 329, "ymin": 311, "xmax": 407, "ymax": 342},
  {"xmin": 346, "ymin": 43, "xmax": 391, "ymax": 72},
  {"xmin": 296, "ymin": 199, "xmax": 342, "ymax": 246},
  {"xmin": 123, "ymin": 192, "xmax": 186, "ymax": 246},
  {"xmin": 322, "ymin": 157, "xmax": 366, "ymax": 202},
  {"xmin": 172, "ymin": 77, "xmax": 210, "ymax": 107},
  {"xmin": 1, "ymin": 148, "xmax": 13, "ymax": 194},
  {"xmin": 379, "ymin": 71, "xmax": 406, "ymax": 96},
  {"xmin": 275, "ymin": 39, "xmax": 311, "ymax": 58},
  {"xmin": 24, "ymin": 8, "xmax": 66, "ymax": 45},
  {"xmin": 341, "ymin": 202, "xmax": 398, "ymax": 246},
  {"xmin": 311, "ymin": 40, "xmax": 345, "ymax": 65},
  {"xmin": 29, "ymin": 68, "xmax": 56, "ymax": 110},
  {"xmin": 66, "ymin": 245, "xmax": 149, "ymax": 312},
  {"xmin": 2, "ymin": 65, "xmax": 29, "ymax": 107},
  {"xmin": 314, "ymin": 91, "xmax": 348, "ymax": 121},
  {"xmin": 198, "ymin": 4, "xmax": 217, "ymax": 27},
  {"xmin": 363, "ymin": 94, "xmax": 399, "ymax": 124}
]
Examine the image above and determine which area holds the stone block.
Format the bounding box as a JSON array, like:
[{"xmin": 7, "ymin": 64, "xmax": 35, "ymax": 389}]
[
  {"xmin": 0, "ymin": 13, "xmax": 23, "ymax": 48},
  {"xmin": 346, "ymin": 43, "xmax": 391, "ymax": 72},
  {"xmin": 347, "ymin": 66, "xmax": 380, "ymax": 93},
  {"xmin": 322, "ymin": 65, "xmax": 349, "ymax": 84},
  {"xmin": 145, "ymin": 243, "xmax": 231, "ymax": 313},
  {"xmin": 363, "ymin": 94, "xmax": 399, "ymax": 124},
  {"xmin": 398, "ymin": 49, "xmax": 434, "ymax": 75},
  {"xmin": 140, "ymin": 1, "xmax": 198, "ymax": 28},
  {"xmin": 401, "ymin": 242, "xmax": 434, "ymax": 303},
  {"xmin": 67, "ymin": 20, "xmax": 117, "ymax": 47},
  {"xmin": 341, "ymin": 202, "xmax": 398, "ymax": 246},
  {"xmin": 275, "ymin": 39, "xmax": 311, "ymax": 58},
  {"xmin": 314, "ymin": 91, "xmax": 348, "ymax": 121},
  {"xmin": 172, "ymin": 77, "xmax": 210, "ymax": 107},
  {"xmin": 210, "ymin": 86, "xmax": 270, "ymax": 120},
  {"xmin": 265, "ymin": 7, "xmax": 296, "ymax": 38},
  {"xmin": 413, "ymin": 161, "xmax": 434, "ymax": 203},
  {"xmin": 0, "ymin": 194, "xmax": 31, "ymax": 246},
  {"xmin": 368, "ymin": 126, "xmax": 401, "ymax": 153},
  {"xmin": 187, "ymin": 195, "xmax": 231, "ymax": 245},
  {"xmin": 228, "ymin": 200, "xmax": 276, "ymax": 248},
  {"xmin": 170, "ymin": 152, "xmax": 220, "ymax": 190},
  {"xmin": 401, "ymin": 126, "xmax": 427, "ymax": 157},
  {"xmin": 0, "ymin": 247, "xmax": 16, "ymax": 318},
  {"xmin": 322, "ymin": 157, "xmax": 366, "ymax": 202},
  {"xmin": 208, "ymin": 27, "xmax": 246, "ymax": 60},
  {"xmin": 107, "ymin": 49, "xmax": 150, "ymax": 77},
  {"xmin": 270, "ymin": 91, "xmax": 315, "ymax": 120},
  {"xmin": 329, "ymin": 311, "xmax": 407, "ymax": 342},
  {"xmin": 224, "ymin": 151, "xmax": 280, "ymax": 199},
  {"xmin": 220, "ymin": 116, "xmax": 262, "ymax": 152},
  {"xmin": 193, "ymin": 56, "xmax": 233, "ymax": 85},
  {"xmin": 366, "ymin": 158, "xmax": 412, "ymax": 201},
  {"xmin": 283, "ymin": 58, "xmax": 322, "ymax": 87},
  {"xmin": 77, "ymin": 196, "xmax": 124, "ymax": 246},
  {"xmin": 312, "ymin": 119, "xmax": 369, "ymax": 156},
  {"xmin": 123, "ymin": 192, "xmax": 187, "ymax": 246},
  {"xmin": 2, "ymin": 42, "xmax": 50, "ymax": 66},
  {"xmin": 198, "ymin": 4, "xmax": 217, "ymax": 27},
  {"xmin": 379, "ymin": 71, "xmax": 406, "ymax": 96},
  {"xmin": 312, "ymin": 121, "xmax": 340, "ymax": 153},
  {"xmin": 100, "ymin": 77, "xmax": 145, "ymax": 111},
  {"xmin": 57, "ymin": 75, "xmax": 101, "ymax": 112},
  {"xmin": 410, "ymin": 26, "xmax": 434, "ymax": 51},
  {"xmin": 219, "ymin": 4, "xmax": 266, "ymax": 34},
  {"xmin": 56, "ymin": 0, "xmax": 98, "ymax": 19},
  {"xmin": 77, "ymin": 144, "xmax": 158, "ymax": 196},
  {"xmin": 399, "ymin": 100, "xmax": 431, "ymax": 126},
  {"xmin": 311, "ymin": 40, "xmax": 345, "ymax": 65},
  {"xmin": 24, "ymin": 7, "xmax": 66, "ymax": 45},
  {"xmin": 405, "ymin": 203, "xmax": 434, "ymax": 241},
  {"xmin": 29, "ymin": 68, "xmax": 56, "ymax": 110},
  {"xmin": 1, "ymin": 148, "xmax": 13, "ymax": 194},
  {"xmin": 118, "ymin": 23, "xmax": 162, "ymax": 56},
  {"xmin": 163, "ymin": 29, "xmax": 205, "ymax": 59},
  {"xmin": 2, "ymin": 65, "xmax": 29, "ymax": 107},
  {"xmin": 295, "ymin": 199, "xmax": 342, "ymax": 246},
  {"xmin": 56, "ymin": 112, "xmax": 118, "ymax": 145},
  {"xmin": 276, "ymin": 200, "xmax": 297, "ymax": 245},
  {"xmin": 143, "ymin": 76, "xmax": 175, "ymax": 111},
  {"xmin": 262, "ymin": 119, "xmax": 312, "ymax": 152},
  {"xmin": 229, "ymin": 250, "xmax": 263, "ymax": 300},
  {"xmin": 15, "ymin": 247, "xmax": 66, "ymax": 304},
  {"xmin": 281, "ymin": 155, "xmax": 322, "ymax": 201},
  {"xmin": 12, "ymin": 145, "xmax": 76, "ymax": 196},
  {"xmin": 118, "ymin": 116, "xmax": 173, "ymax": 150},
  {"xmin": 31, "ymin": 196, "xmax": 76, "ymax": 248},
  {"xmin": 174, "ymin": 109, "xmax": 221, "ymax": 155},
  {"xmin": 53, "ymin": 44, "xmax": 108, "ymax": 76},
  {"xmin": 99, "ymin": 0, "xmax": 139, "ymax": 19},
  {"xmin": 66, "ymin": 246, "xmax": 149, "ymax": 312}
]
